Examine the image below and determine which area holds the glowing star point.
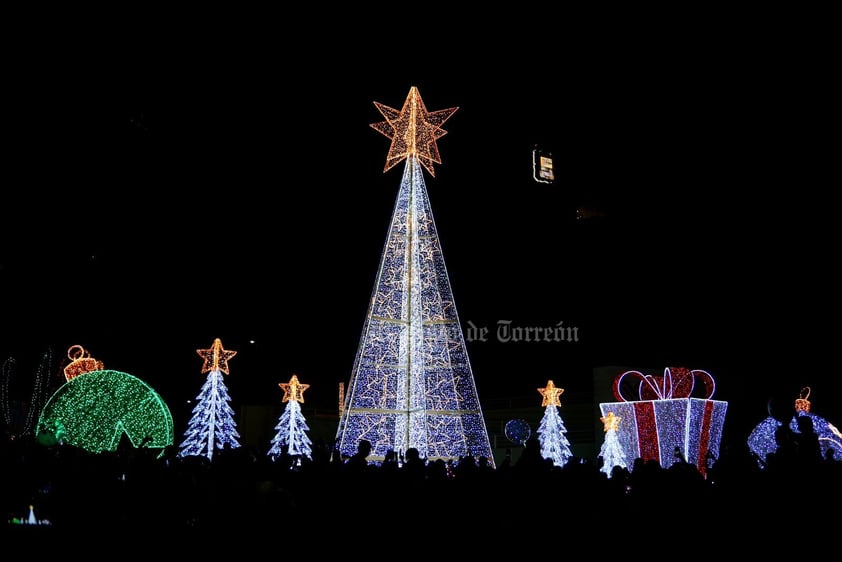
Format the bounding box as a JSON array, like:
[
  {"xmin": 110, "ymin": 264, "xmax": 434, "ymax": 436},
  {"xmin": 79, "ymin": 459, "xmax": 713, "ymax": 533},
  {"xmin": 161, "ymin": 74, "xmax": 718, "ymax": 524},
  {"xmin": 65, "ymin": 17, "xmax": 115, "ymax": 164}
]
[
  {"xmin": 197, "ymin": 338, "xmax": 237, "ymax": 375},
  {"xmin": 370, "ymin": 86, "xmax": 458, "ymax": 177},
  {"xmin": 279, "ymin": 374, "xmax": 310, "ymax": 404},
  {"xmin": 538, "ymin": 380, "xmax": 564, "ymax": 407},
  {"xmin": 601, "ymin": 412, "xmax": 621, "ymax": 432}
]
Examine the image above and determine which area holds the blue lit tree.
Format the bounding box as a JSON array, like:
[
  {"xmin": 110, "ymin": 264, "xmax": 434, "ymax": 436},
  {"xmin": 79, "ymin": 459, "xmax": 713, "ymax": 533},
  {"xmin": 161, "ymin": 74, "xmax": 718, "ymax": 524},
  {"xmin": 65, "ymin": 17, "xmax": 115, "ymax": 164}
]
[
  {"xmin": 178, "ymin": 338, "xmax": 240, "ymax": 460},
  {"xmin": 537, "ymin": 380, "xmax": 572, "ymax": 467},
  {"xmin": 268, "ymin": 374, "xmax": 313, "ymax": 462},
  {"xmin": 335, "ymin": 87, "xmax": 494, "ymax": 464}
]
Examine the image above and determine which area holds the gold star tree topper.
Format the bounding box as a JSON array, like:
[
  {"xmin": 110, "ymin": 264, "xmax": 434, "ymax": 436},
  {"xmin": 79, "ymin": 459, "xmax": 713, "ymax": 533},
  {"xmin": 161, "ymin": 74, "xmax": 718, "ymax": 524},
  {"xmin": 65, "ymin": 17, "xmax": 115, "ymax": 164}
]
[
  {"xmin": 196, "ymin": 338, "xmax": 237, "ymax": 375},
  {"xmin": 538, "ymin": 380, "xmax": 564, "ymax": 407},
  {"xmin": 279, "ymin": 374, "xmax": 309, "ymax": 404},
  {"xmin": 370, "ymin": 86, "xmax": 458, "ymax": 177},
  {"xmin": 601, "ymin": 412, "xmax": 621, "ymax": 432}
]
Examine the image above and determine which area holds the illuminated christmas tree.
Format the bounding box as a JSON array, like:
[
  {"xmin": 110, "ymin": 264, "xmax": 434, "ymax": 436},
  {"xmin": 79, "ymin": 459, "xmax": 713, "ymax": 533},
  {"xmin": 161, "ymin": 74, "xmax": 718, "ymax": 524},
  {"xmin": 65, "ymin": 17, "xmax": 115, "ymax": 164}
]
[
  {"xmin": 335, "ymin": 87, "xmax": 494, "ymax": 465},
  {"xmin": 178, "ymin": 338, "xmax": 240, "ymax": 460},
  {"xmin": 537, "ymin": 380, "xmax": 572, "ymax": 467},
  {"xmin": 268, "ymin": 374, "xmax": 313, "ymax": 462},
  {"xmin": 599, "ymin": 411, "xmax": 628, "ymax": 477}
]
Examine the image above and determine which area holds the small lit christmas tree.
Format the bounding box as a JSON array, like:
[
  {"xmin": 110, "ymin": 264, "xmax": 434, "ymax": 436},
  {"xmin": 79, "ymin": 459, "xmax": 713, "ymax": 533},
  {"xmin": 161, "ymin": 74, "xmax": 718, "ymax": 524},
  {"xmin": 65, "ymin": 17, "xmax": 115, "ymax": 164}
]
[
  {"xmin": 599, "ymin": 411, "xmax": 628, "ymax": 477},
  {"xmin": 178, "ymin": 338, "xmax": 240, "ymax": 461},
  {"xmin": 268, "ymin": 374, "xmax": 313, "ymax": 463},
  {"xmin": 537, "ymin": 380, "xmax": 572, "ymax": 467}
]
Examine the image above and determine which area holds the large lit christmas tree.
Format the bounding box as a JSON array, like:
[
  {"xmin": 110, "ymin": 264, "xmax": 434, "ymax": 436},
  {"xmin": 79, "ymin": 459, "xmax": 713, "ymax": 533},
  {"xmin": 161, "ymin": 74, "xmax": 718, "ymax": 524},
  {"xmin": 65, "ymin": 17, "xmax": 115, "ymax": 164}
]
[
  {"xmin": 268, "ymin": 374, "xmax": 313, "ymax": 462},
  {"xmin": 537, "ymin": 380, "xmax": 573, "ymax": 467},
  {"xmin": 178, "ymin": 338, "xmax": 240, "ymax": 460},
  {"xmin": 335, "ymin": 87, "xmax": 494, "ymax": 465},
  {"xmin": 599, "ymin": 411, "xmax": 628, "ymax": 477}
]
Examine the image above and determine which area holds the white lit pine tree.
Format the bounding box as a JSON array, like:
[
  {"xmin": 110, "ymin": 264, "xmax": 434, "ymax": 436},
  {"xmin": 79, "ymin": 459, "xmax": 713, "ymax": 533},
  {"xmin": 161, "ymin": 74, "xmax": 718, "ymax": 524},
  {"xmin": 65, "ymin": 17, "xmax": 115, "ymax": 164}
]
[
  {"xmin": 268, "ymin": 374, "xmax": 313, "ymax": 463},
  {"xmin": 599, "ymin": 411, "xmax": 628, "ymax": 477},
  {"xmin": 537, "ymin": 380, "xmax": 572, "ymax": 467},
  {"xmin": 178, "ymin": 338, "xmax": 241, "ymax": 461}
]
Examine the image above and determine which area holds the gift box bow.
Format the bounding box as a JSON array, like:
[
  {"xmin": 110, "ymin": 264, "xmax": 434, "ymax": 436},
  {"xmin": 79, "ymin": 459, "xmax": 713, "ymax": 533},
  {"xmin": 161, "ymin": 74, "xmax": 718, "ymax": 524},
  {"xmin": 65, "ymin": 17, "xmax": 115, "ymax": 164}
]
[{"xmin": 612, "ymin": 367, "xmax": 716, "ymax": 402}]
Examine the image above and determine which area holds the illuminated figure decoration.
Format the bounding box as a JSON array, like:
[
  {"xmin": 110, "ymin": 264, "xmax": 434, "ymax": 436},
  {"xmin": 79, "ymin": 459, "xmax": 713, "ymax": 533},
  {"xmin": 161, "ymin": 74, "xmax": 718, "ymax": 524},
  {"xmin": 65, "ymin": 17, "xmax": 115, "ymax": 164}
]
[
  {"xmin": 2, "ymin": 348, "xmax": 53, "ymax": 439},
  {"xmin": 178, "ymin": 338, "xmax": 241, "ymax": 461},
  {"xmin": 504, "ymin": 419, "xmax": 531, "ymax": 446},
  {"xmin": 335, "ymin": 87, "xmax": 494, "ymax": 465},
  {"xmin": 599, "ymin": 411, "xmax": 628, "ymax": 477},
  {"xmin": 268, "ymin": 374, "xmax": 313, "ymax": 462},
  {"xmin": 63, "ymin": 344, "xmax": 104, "ymax": 381},
  {"xmin": 537, "ymin": 380, "xmax": 572, "ymax": 467},
  {"xmin": 36, "ymin": 369, "xmax": 174, "ymax": 457},
  {"xmin": 747, "ymin": 386, "xmax": 842, "ymax": 467},
  {"xmin": 599, "ymin": 367, "xmax": 727, "ymax": 477}
]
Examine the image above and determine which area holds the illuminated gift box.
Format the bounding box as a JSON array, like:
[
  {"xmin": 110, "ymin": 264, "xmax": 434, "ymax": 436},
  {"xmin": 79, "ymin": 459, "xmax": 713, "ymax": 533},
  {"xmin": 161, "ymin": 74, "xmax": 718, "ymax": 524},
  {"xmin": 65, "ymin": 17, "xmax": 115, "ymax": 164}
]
[{"xmin": 598, "ymin": 367, "xmax": 727, "ymax": 476}]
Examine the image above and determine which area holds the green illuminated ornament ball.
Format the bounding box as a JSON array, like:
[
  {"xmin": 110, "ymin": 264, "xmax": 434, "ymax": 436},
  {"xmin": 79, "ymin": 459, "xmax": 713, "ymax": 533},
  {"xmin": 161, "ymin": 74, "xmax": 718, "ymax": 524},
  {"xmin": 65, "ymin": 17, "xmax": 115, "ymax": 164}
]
[{"xmin": 36, "ymin": 369, "xmax": 174, "ymax": 457}]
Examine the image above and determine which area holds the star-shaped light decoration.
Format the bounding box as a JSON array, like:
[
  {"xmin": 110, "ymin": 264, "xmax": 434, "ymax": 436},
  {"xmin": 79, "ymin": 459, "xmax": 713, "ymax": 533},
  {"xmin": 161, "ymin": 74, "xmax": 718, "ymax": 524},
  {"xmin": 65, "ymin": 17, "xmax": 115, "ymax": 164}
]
[
  {"xmin": 370, "ymin": 86, "xmax": 458, "ymax": 177},
  {"xmin": 538, "ymin": 380, "xmax": 564, "ymax": 407},
  {"xmin": 279, "ymin": 374, "xmax": 310, "ymax": 404},
  {"xmin": 196, "ymin": 338, "xmax": 237, "ymax": 375},
  {"xmin": 601, "ymin": 412, "xmax": 621, "ymax": 432}
]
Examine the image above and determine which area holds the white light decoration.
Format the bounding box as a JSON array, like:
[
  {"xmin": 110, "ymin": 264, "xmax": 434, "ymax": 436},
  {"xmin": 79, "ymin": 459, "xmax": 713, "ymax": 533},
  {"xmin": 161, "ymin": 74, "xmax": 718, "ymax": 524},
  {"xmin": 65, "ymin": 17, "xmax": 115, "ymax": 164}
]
[
  {"xmin": 600, "ymin": 367, "xmax": 728, "ymax": 477},
  {"xmin": 748, "ymin": 386, "xmax": 842, "ymax": 466},
  {"xmin": 9, "ymin": 504, "xmax": 51, "ymax": 527},
  {"xmin": 335, "ymin": 87, "xmax": 494, "ymax": 465},
  {"xmin": 178, "ymin": 338, "xmax": 241, "ymax": 461},
  {"xmin": 268, "ymin": 374, "xmax": 313, "ymax": 461},
  {"xmin": 537, "ymin": 380, "xmax": 572, "ymax": 467},
  {"xmin": 2, "ymin": 348, "xmax": 53, "ymax": 439},
  {"xmin": 599, "ymin": 412, "xmax": 628, "ymax": 477}
]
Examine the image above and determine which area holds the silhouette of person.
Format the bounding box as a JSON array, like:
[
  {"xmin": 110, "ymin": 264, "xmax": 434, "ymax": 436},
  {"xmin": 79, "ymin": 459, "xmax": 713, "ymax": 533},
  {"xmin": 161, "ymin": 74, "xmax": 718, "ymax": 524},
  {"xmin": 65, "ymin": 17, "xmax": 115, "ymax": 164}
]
[
  {"xmin": 344, "ymin": 439, "xmax": 372, "ymax": 475},
  {"xmin": 793, "ymin": 415, "xmax": 822, "ymax": 467},
  {"xmin": 400, "ymin": 447, "xmax": 426, "ymax": 482}
]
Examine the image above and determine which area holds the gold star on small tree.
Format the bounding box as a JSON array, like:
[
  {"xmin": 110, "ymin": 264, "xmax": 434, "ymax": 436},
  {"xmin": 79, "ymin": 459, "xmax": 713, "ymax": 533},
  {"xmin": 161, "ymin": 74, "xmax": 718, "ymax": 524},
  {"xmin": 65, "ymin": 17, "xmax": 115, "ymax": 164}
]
[
  {"xmin": 279, "ymin": 374, "xmax": 310, "ymax": 403},
  {"xmin": 601, "ymin": 412, "xmax": 621, "ymax": 432},
  {"xmin": 180, "ymin": 338, "xmax": 241, "ymax": 460},
  {"xmin": 196, "ymin": 338, "xmax": 237, "ymax": 375},
  {"xmin": 370, "ymin": 86, "xmax": 458, "ymax": 177},
  {"xmin": 599, "ymin": 410, "xmax": 628, "ymax": 477},
  {"xmin": 538, "ymin": 380, "xmax": 564, "ymax": 407}
]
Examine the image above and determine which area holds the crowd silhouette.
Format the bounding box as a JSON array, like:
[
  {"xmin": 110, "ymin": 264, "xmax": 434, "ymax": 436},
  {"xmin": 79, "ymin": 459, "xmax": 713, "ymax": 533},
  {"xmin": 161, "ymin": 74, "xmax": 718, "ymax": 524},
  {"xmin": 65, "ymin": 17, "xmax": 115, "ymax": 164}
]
[{"xmin": 2, "ymin": 420, "xmax": 840, "ymax": 552}]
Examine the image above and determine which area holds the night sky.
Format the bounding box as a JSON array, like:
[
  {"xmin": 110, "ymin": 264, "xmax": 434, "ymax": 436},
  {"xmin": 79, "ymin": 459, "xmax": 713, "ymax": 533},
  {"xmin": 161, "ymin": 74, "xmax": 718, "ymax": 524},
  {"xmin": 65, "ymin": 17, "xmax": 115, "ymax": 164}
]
[{"xmin": 2, "ymin": 21, "xmax": 838, "ymax": 445}]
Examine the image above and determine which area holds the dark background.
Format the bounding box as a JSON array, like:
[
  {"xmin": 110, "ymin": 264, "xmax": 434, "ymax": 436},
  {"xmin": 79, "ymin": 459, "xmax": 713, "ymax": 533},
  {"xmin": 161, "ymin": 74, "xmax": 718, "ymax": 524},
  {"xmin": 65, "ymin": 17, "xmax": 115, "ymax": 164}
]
[{"xmin": 2, "ymin": 14, "xmax": 838, "ymax": 448}]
